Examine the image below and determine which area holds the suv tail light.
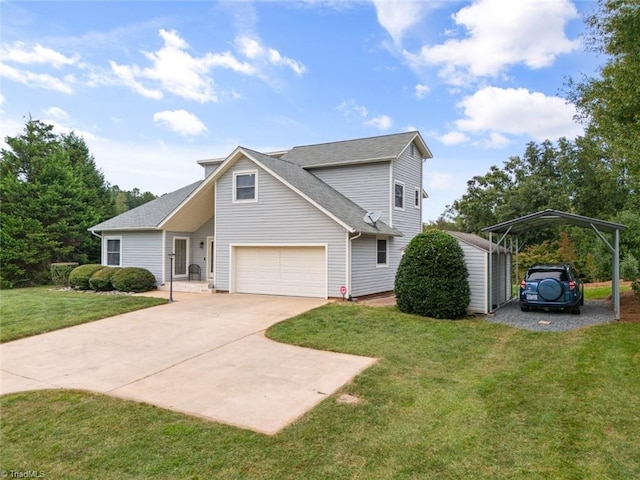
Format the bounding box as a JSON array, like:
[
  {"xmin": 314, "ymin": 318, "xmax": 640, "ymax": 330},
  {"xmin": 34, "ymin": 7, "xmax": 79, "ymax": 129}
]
[
  {"xmin": 569, "ymin": 281, "xmax": 576, "ymax": 290},
  {"xmin": 520, "ymin": 279, "xmax": 526, "ymax": 288}
]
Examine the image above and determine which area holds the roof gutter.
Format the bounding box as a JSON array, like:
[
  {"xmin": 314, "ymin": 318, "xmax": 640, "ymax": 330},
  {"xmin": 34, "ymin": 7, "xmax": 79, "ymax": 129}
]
[{"xmin": 90, "ymin": 230, "xmax": 102, "ymax": 239}]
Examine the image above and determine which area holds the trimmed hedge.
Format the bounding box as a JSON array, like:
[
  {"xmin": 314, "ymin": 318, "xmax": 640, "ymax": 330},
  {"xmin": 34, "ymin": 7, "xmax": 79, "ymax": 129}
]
[
  {"xmin": 68, "ymin": 264, "xmax": 104, "ymax": 290},
  {"xmin": 395, "ymin": 230, "xmax": 470, "ymax": 319},
  {"xmin": 50, "ymin": 262, "xmax": 79, "ymax": 286},
  {"xmin": 89, "ymin": 267, "xmax": 120, "ymax": 291},
  {"xmin": 111, "ymin": 267, "xmax": 156, "ymax": 293}
]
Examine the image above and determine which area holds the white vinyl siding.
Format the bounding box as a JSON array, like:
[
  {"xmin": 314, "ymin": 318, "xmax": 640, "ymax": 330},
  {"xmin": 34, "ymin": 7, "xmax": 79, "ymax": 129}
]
[
  {"xmin": 215, "ymin": 157, "xmax": 346, "ymax": 297},
  {"xmin": 457, "ymin": 242, "xmax": 488, "ymax": 314},
  {"xmin": 191, "ymin": 216, "xmax": 215, "ymax": 281},
  {"xmin": 103, "ymin": 230, "xmax": 163, "ymax": 285},
  {"xmin": 350, "ymin": 235, "xmax": 396, "ymax": 296},
  {"xmin": 309, "ymin": 161, "xmax": 391, "ymax": 224},
  {"xmin": 450, "ymin": 235, "xmax": 512, "ymax": 314},
  {"xmin": 234, "ymin": 246, "xmax": 326, "ymax": 298},
  {"xmin": 387, "ymin": 144, "xmax": 423, "ymax": 291}
]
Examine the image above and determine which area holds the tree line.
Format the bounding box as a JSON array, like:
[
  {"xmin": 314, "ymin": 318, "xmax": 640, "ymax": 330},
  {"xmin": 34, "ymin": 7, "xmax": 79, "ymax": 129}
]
[
  {"xmin": 1, "ymin": 0, "xmax": 637, "ymax": 287},
  {"xmin": 434, "ymin": 0, "xmax": 640, "ymax": 282},
  {"xmin": 0, "ymin": 120, "xmax": 156, "ymax": 288}
]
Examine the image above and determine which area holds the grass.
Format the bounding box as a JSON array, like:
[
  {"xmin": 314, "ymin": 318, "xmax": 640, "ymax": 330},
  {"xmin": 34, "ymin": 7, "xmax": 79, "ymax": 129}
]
[
  {"xmin": 0, "ymin": 286, "xmax": 167, "ymax": 342},
  {"xmin": 1, "ymin": 300, "xmax": 639, "ymax": 479},
  {"xmin": 584, "ymin": 283, "xmax": 631, "ymax": 300}
]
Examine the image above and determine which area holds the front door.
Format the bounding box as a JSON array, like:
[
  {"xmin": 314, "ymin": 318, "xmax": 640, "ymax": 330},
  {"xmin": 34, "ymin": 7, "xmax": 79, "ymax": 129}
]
[{"xmin": 206, "ymin": 236, "xmax": 215, "ymax": 280}]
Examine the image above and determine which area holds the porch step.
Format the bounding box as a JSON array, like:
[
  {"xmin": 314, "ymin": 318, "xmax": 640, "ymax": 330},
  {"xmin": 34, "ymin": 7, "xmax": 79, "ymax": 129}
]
[{"xmin": 157, "ymin": 281, "xmax": 216, "ymax": 294}]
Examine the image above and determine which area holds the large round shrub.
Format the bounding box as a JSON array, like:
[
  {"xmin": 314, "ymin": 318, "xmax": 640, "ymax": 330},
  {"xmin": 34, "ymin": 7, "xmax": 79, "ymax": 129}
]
[
  {"xmin": 68, "ymin": 264, "xmax": 104, "ymax": 290},
  {"xmin": 111, "ymin": 267, "xmax": 156, "ymax": 293},
  {"xmin": 89, "ymin": 267, "xmax": 120, "ymax": 291},
  {"xmin": 395, "ymin": 230, "xmax": 470, "ymax": 319}
]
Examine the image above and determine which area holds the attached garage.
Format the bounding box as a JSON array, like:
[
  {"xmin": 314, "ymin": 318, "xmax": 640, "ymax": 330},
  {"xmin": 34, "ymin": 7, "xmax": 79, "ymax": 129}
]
[
  {"xmin": 232, "ymin": 245, "xmax": 327, "ymax": 298},
  {"xmin": 447, "ymin": 231, "xmax": 512, "ymax": 315}
]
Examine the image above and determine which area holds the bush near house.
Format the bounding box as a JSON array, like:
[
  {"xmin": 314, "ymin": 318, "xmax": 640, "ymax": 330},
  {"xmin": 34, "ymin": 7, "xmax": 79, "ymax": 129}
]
[
  {"xmin": 632, "ymin": 280, "xmax": 640, "ymax": 301},
  {"xmin": 111, "ymin": 267, "xmax": 156, "ymax": 293},
  {"xmin": 621, "ymin": 253, "xmax": 639, "ymax": 281},
  {"xmin": 89, "ymin": 267, "xmax": 120, "ymax": 291},
  {"xmin": 68, "ymin": 264, "xmax": 104, "ymax": 290},
  {"xmin": 50, "ymin": 263, "xmax": 79, "ymax": 287},
  {"xmin": 395, "ymin": 230, "xmax": 470, "ymax": 319}
]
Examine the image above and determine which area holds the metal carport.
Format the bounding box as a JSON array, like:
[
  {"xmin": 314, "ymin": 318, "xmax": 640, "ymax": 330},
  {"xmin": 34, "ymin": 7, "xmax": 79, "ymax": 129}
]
[{"xmin": 482, "ymin": 209, "xmax": 627, "ymax": 320}]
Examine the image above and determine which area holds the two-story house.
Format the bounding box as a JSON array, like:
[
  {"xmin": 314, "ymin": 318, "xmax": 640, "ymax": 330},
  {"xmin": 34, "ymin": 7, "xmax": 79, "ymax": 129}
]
[{"xmin": 89, "ymin": 131, "xmax": 432, "ymax": 298}]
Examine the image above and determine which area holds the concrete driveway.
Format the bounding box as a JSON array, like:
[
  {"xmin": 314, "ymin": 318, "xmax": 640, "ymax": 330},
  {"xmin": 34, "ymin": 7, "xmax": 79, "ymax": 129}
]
[{"xmin": 0, "ymin": 294, "xmax": 377, "ymax": 435}]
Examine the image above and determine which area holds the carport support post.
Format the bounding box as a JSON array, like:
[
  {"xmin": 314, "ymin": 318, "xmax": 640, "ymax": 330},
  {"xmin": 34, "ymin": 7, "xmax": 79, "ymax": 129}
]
[
  {"xmin": 488, "ymin": 232, "xmax": 493, "ymax": 313},
  {"xmin": 614, "ymin": 229, "xmax": 620, "ymax": 320}
]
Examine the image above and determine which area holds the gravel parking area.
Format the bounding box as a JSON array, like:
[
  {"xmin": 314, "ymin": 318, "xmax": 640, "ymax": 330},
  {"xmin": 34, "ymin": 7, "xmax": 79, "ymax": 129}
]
[{"xmin": 487, "ymin": 299, "xmax": 615, "ymax": 332}]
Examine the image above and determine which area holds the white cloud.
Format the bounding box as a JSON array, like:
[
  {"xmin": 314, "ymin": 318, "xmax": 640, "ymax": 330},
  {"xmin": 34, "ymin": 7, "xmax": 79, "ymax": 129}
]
[
  {"xmin": 365, "ymin": 114, "xmax": 393, "ymax": 130},
  {"xmin": 153, "ymin": 109, "xmax": 208, "ymax": 138},
  {"xmin": 0, "ymin": 63, "xmax": 74, "ymax": 93},
  {"xmin": 404, "ymin": 0, "xmax": 580, "ymax": 84},
  {"xmin": 338, "ymin": 99, "xmax": 392, "ymax": 130},
  {"xmin": 108, "ymin": 29, "xmax": 256, "ymax": 103},
  {"xmin": 235, "ymin": 36, "xmax": 306, "ymax": 75},
  {"xmin": 338, "ymin": 99, "xmax": 369, "ymax": 118},
  {"xmin": 454, "ymin": 86, "xmax": 583, "ymax": 143},
  {"xmin": 44, "ymin": 107, "xmax": 69, "ymax": 119},
  {"xmin": 109, "ymin": 61, "xmax": 163, "ymax": 99},
  {"xmin": 0, "ymin": 42, "xmax": 78, "ymax": 68},
  {"xmin": 483, "ymin": 132, "xmax": 510, "ymax": 148},
  {"xmin": 372, "ymin": 0, "xmax": 429, "ymax": 44},
  {"xmin": 439, "ymin": 131, "xmax": 469, "ymax": 146},
  {"xmin": 415, "ymin": 83, "xmax": 430, "ymax": 99},
  {"xmin": 140, "ymin": 29, "xmax": 221, "ymax": 103}
]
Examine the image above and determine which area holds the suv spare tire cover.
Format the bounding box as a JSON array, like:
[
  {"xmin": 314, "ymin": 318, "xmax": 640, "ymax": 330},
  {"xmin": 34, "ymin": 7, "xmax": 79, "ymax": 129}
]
[{"xmin": 538, "ymin": 278, "xmax": 564, "ymax": 301}]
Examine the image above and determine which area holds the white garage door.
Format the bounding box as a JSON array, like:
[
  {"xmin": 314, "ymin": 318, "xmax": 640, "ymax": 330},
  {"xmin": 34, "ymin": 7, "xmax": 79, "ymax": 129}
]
[{"xmin": 234, "ymin": 246, "xmax": 326, "ymax": 298}]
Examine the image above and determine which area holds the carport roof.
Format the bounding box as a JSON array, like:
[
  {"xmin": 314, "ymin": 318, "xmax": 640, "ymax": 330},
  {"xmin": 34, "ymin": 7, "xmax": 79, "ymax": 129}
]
[{"xmin": 481, "ymin": 209, "xmax": 626, "ymax": 235}]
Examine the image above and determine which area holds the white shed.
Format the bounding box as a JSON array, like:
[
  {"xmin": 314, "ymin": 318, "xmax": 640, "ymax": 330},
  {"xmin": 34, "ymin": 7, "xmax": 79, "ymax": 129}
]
[{"xmin": 446, "ymin": 231, "xmax": 512, "ymax": 315}]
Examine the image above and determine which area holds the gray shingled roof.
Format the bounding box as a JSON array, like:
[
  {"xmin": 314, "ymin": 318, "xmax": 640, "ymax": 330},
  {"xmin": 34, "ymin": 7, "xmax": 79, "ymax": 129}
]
[
  {"xmin": 89, "ymin": 181, "xmax": 202, "ymax": 231},
  {"xmin": 90, "ymin": 132, "xmax": 423, "ymax": 235},
  {"xmin": 242, "ymin": 148, "xmax": 402, "ymax": 236},
  {"xmin": 282, "ymin": 131, "xmax": 421, "ymax": 167}
]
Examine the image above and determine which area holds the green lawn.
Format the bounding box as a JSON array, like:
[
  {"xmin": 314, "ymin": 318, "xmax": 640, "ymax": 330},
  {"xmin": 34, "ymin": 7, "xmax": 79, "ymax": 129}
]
[
  {"xmin": 1, "ymin": 301, "xmax": 638, "ymax": 479},
  {"xmin": 0, "ymin": 287, "xmax": 167, "ymax": 342}
]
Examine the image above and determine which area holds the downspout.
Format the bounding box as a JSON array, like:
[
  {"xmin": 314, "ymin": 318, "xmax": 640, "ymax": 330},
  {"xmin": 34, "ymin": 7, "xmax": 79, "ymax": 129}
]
[
  {"xmin": 91, "ymin": 230, "xmax": 102, "ymax": 264},
  {"xmin": 347, "ymin": 231, "xmax": 362, "ymax": 300}
]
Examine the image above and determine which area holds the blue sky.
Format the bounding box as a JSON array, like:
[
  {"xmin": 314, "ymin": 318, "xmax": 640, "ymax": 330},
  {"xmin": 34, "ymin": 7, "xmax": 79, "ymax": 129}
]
[{"xmin": 1, "ymin": 0, "xmax": 600, "ymax": 221}]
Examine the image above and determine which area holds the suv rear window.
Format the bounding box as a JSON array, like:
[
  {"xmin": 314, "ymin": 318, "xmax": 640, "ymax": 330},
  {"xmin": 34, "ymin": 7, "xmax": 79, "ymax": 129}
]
[{"xmin": 527, "ymin": 270, "xmax": 567, "ymax": 281}]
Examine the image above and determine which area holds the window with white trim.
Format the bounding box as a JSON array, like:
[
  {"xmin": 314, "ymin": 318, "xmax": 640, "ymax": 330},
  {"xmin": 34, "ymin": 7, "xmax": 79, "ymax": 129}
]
[
  {"xmin": 376, "ymin": 238, "xmax": 388, "ymax": 266},
  {"xmin": 414, "ymin": 188, "xmax": 421, "ymax": 209},
  {"xmin": 394, "ymin": 181, "xmax": 404, "ymax": 209},
  {"xmin": 105, "ymin": 238, "xmax": 121, "ymax": 266},
  {"xmin": 233, "ymin": 171, "xmax": 257, "ymax": 202},
  {"xmin": 410, "ymin": 143, "xmax": 415, "ymax": 157}
]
